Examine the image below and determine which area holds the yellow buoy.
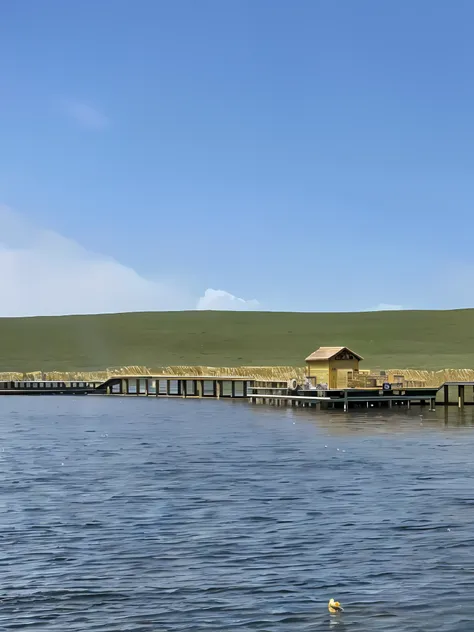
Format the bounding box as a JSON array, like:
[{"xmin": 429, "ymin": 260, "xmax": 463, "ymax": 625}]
[{"xmin": 328, "ymin": 598, "xmax": 344, "ymax": 614}]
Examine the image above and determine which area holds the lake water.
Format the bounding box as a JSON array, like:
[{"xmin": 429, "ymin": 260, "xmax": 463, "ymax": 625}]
[{"xmin": 1, "ymin": 396, "xmax": 474, "ymax": 631}]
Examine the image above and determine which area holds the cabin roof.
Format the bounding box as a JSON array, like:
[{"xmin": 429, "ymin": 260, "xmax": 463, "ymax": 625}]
[{"xmin": 305, "ymin": 346, "xmax": 364, "ymax": 362}]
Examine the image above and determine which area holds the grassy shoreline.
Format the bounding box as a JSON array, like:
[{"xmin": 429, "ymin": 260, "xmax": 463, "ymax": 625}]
[{"xmin": 0, "ymin": 309, "xmax": 473, "ymax": 372}]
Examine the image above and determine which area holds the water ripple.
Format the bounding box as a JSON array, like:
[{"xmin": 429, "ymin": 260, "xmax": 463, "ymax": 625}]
[{"xmin": 0, "ymin": 397, "xmax": 474, "ymax": 630}]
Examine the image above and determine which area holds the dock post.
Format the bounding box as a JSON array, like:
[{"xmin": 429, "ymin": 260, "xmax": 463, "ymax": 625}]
[
  {"xmin": 444, "ymin": 384, "xmax": 449, "ymax": 405},
  {"xmin": 197, "ymin": 381, "xmax": 202, "ymax": 398},
  {"xmin": 389, "ymin": 399, "xmax": 393, "ymax": 408},
  {"xmin": 458, "ymin": 385, "xmax": 465, "ymax": 409},
  {"xmin": 407, "ymin": 400, "xmax": 410, "ymax": 409},
  {"xmin": 216, "ymin": 381, "xmax": 221, "ymax": 400},
  {"xmin": 343, "ymin": 391, "xmax": 348, "ymax": 413}
]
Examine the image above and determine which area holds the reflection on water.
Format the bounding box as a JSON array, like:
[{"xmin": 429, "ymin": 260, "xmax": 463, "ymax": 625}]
[
  {"xmin": 1, "ymin": 396, "xmax": 474, "ymax": 631},
  {"xmin": 247, "ymin": 401, "xmax": 474, "ymax": 436}
]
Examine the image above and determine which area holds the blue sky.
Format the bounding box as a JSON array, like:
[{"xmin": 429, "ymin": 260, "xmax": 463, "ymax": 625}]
[{"xmin": 0, "ymin": 0, "xmax": 473, "ymax": 315}]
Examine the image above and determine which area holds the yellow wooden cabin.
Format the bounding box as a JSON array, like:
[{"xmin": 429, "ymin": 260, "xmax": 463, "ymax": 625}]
[{"xmin": 305, "ymin": 346, "xmax": 363, "ymax": 389}]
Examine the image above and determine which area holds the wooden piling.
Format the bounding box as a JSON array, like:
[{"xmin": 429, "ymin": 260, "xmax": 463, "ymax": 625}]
[{"xmin": 444, "ymin": 384, "xmax": 449, "ymax": 405}]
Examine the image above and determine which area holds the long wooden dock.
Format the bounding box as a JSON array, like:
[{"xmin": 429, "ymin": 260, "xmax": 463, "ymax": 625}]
[
  {"xmin": 100, "ymin": 375, "xmax": 251, "ymax": 398},
  {"xmin": 0, "ymin": 377, "xmax": 473, "ymax": 411},
  {"xmin": 0, "ymin": 380, "xmax": 103, "ymax": 395},
  {"xmin": 249, "ymin": 387, "xmax": 438, "ymax": 411},
  {"xmin": 248, "ymin": 382, "xmax": 474, "ymax": 411},
  {"xmin": 0, "ymin": 375, "xmax": 251, "ymax": 399}
]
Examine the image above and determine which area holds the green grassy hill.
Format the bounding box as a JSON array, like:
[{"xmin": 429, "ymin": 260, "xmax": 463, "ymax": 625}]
[{"xmin": 0, "ymin": 309, "xmax": 473, "ymax": 372}]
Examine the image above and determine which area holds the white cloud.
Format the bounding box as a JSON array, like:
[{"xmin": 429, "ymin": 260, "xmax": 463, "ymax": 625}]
[
  {"xmin": 196, "ymin": 288, "xmax": 260, "ymax": 311},
  {"xmin": 0, "ymin": 206, "xmax": 261, "ymax": 317},
  {"xmin": 62, "ymin": 99, "xmax": 109, "ymax": 130},
  {"xmin": 367, "ymin": 303, "xmax": 405, "ymax": 311},
  {"xmin": 0, "ymin": 205, "xmax": 191, "ymax": 316}
]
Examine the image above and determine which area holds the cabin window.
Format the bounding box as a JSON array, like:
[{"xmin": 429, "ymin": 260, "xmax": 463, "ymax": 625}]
[
  {"xmin": 112, "ymin": 382, "xmax": 121, "ymax": 393},
  {"xmin": 138, "ymin": 379, "xmax": 147, "ymax": 394},
  {"xmin": 335, "ymin": 350, "xmax": 357, "ymax": 361},
  {"xmin": 147, "ymin": 379, "xmax": 156, "ymax": 394},
  {"xmin": 128, "ymin": 380, "xmax": 137, "ymax": 394},
  {"xmin": 32, "ymin": 382, "xmax": 38, "ymax": 388}
]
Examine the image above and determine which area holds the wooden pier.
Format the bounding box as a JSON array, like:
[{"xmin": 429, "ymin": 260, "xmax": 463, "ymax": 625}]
[
  {"xmin": 0, "ymin": 380, "xmax": 103, "ymax": 395},
  {"xmin": 0, "ymin": 376, "xmax": 473, "ymax": 412},
  {"xmin": 249, "ymin": 387, "xmax": 438, "ymax": 412},
  {"xmin": 441, "ymin": 382, "xmax": 474, "ymax": 407},
  {"xmin": 96, "ymin": 375, "xmax": 251, "ymax": 399},
  {"xmin": 248, "ymin": 382, "xmax": 474, "ymax": 411},
  {"xmin": 0, "ymin": 375, "xmax": 252, "ymax": 399}
]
